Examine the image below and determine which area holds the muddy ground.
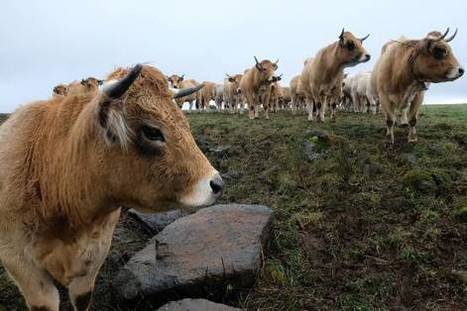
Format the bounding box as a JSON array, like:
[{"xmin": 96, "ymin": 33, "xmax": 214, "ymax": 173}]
[{"xmin": 0, "ymin": 105, "xmax": 466, "ymax": 310}]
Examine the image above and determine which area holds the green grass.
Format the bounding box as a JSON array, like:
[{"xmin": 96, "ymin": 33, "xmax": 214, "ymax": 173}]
[{"xmin": 0, "ymin": 105, "xmax": 466, "ymax": 310}]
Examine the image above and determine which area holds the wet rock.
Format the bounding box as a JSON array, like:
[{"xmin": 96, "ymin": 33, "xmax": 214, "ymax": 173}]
[
  {"xmin": 156, "ymin": 298, "xmax": 242, "ymax": 311},
  {"xmin": 128, "ymin": 209, "xmax": 187, "ymax": 234},
  {"xmin": 113, "ymin": 204, "xmax": 274, "ymax": 301}
]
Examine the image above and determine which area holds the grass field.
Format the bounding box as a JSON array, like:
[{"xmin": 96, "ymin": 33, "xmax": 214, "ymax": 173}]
[{"xmin": 0, "ymin": 105, "xmax": 466, "ymax": 310}]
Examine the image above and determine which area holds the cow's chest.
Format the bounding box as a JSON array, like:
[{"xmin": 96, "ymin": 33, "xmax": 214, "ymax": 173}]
[{"xmin": 32, "ymin": 209, "xmax": 120, "ymax": 286}]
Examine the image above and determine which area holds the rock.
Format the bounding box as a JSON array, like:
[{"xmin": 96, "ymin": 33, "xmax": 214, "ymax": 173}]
[
  {"xmin": 113, "ymin": 204, "xmax": 273, "ymax": 301},
  {"xmin": 304, "ymin": 140, "xmax": 328, "ymax": 161},
  {"xmin": 157, "ymin": 298, "xmax": 242, "ymax": 311},
  {"xmin": 128, "ymin": 209, "xmax": 187, "ymax": 234}
]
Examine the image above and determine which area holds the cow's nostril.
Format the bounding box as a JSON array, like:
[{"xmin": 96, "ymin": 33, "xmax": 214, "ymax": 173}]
[
  {"xmin": 365, "ymin": 54, "xmax": 371, "ymax": 61},
  {"xmin": 459, "ymin": 68, "xmax": 464, "ymax": 76},
  {"xmin": 209, "ymin": 175, "xmax": 224, "ymax": 195}
]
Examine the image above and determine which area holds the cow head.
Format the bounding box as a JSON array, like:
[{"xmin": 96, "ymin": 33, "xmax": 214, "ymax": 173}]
[
  {"xmin": 167, "ymin": 74, "xmax": 185, "ymax": 89},
  {"xmin": 226, "ymin": 74, "xmax": 244, "ymax": 94},
  {"xmin": 254, "ymin": 57, "xmax": 279, "ymax": 82},
  {"xmin": 337, "ymin": 29, "xmax": 371, "ymax": 68},
  {"xmin": 98, "ymin": 65, "xmax": 223, "ymax": 212},
  {"xmin": 80, "ymin": 77, "xmax": 103, "ymax": 92},
  {"xmin": 413, "ymin": 28, "xmax": 464, "ymax": 83}
]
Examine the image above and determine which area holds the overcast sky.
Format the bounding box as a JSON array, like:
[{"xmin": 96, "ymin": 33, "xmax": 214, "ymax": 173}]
[{"xmin": 1, "ymin": 0, "xmax": 466, "ymax": 112}]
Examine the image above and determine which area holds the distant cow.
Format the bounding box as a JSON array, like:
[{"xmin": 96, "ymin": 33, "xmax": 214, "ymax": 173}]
[
  {"xmin": 224, "ymin": 74, "xmax": 244, "ymax": 113},
  {"xmin": 278, "ymin": 86, "xmax": 292, "ymax": 110},
  {"xmin": 301, "ymin": 29, "xmax": 371, "ymax": 122},
  {"xmin": 0, "ymin": 64, "xmax": 223, "ymax": 310},
  {"xmin": 214, "ymin": 83, "xmax": 224, "ymax": 110},
  {"xmin": 168, "ymin": 74, "xmax": 200, "ymax": 110},
  {"xmin": 52, "ymin": 84, "xmax": 68, "ymax": 97},
  {"xmin": 290, "ymin": 75, "xmax": 306, "ymax": 114},
  {"xmin": 197, "ymin": 81, "xmax": 216, "ymax": 110},
  {"xmin": 239, "ymin": 57, "xmax": 280, "ymax": 119},
  {"xmin": 372, "ymin": 28, "xmax": 463, "ymax": 144}
]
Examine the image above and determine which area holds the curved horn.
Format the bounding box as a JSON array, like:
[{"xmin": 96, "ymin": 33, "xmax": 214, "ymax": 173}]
[
  {"xmin": 360, "ymin": 34, "xmax": 370, "ymax": 42},
  {"xmin": 434, "ymin": 28, "xmax": 450, "ymax": 42},
  {"xmin": 226, "ymin": 73, "xmax": 233, "ymax": 79},
  {"xmin": 445, "ymin": 28, "xmax": 458, "ymax": 42},
  {"xmin": 180, "ymin": 74, "xmax": 185, "ymax": 80},
  {"xmin": 274, "ymin": 59, "xmax": 279, "ymax": 64},
  {"xmin": 172, "ymin": 83, "xmax": 205, "ymax": 99},
  {"xmin": 254, "ymin": 56, "xmax": 264, "ymax": 71},
  {"xmin": 339, "ymin": 28, "xmax": 345, "ymax": 40},
  {"xmin": 105, "ymin": 64, "xmax": 143, "ymax": 99}
]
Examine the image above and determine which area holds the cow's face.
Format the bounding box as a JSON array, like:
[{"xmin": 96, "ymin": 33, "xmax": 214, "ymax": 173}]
[
  {"xmin": 254, "ymin": 58, "xmax": 279, "ymax": 82},
  {"xmin": 337, "ymin": 30, "xmax": 371, "ymax": 68},
  {"xmin": 415, "ymin": 29, "xmax": 464, "ymax": 83},
  {"xmin": 99, "ymin": 65, "xmax": 223, "ymax": 212},
  {"xmin": 81, "ymin": 77, "xmax": 103, "ymax": 92},
  {"xmin": 227, "ymin": 74, "xmax": 243, "ymax": 94},
  {"xmin": 167, "ymin": 74, "xmax": 184, "ymax": 89}
]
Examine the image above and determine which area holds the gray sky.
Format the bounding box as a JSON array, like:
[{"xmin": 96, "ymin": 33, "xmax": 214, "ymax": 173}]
[{"xmin": 1, "ymin": 0, "xmax": 467, "ymax": 112}]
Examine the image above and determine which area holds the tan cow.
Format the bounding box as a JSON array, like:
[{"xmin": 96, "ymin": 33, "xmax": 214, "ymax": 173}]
[
  {"xmin": 301, "ymin": 29, "xmax": 371, "ymax": 122},
  {"xmin": 52, "ymin": 84, "xmax": 68, "ymax": 97},
  {"xmin": 0, "ymin": 64, "xmax": 223, "ymax": 310},
  {"xmin": 168, "ymin": 74, "xmax": 200, "ymax": 110},
  {"xmin": 372, "ymin": 28, "xmax": 463, "ymax": 144},
  {"xmin": 278, "ymin": 86, "xmax": 292, "ymax": 110},
  {"xmin": 290, "ymin": 75, "xmax": 306, "ymax": 114},
  {"xmin": 224, "ymin": 74, "xmax": 243, "ymax": 113},
  {"xmin": 239, "ymin": 57, "xmax": 280, "ymax": 119},
  {"xmin": 197, "ymin": 81, "xmax": 216, "ymax": 110}
]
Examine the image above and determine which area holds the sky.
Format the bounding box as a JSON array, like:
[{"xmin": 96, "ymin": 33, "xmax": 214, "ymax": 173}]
[{"xmin": 1, "ymin": 0, "xmax": 467, "ymax": 112}]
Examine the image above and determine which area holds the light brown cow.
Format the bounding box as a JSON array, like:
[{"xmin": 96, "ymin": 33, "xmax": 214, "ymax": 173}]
[
  {"xmin": 224, "ymin": 74, "xmax": 243, "ymax": 112},
  {"xmin": 52, "ymin": 84, "xmax": 68, "ymax": 97},
  {"xmin": 197, "ymin": 81, "xmax": 216, "ymax": 110},
  {"xmin": 239, "ymin": 57, "xmax": 280, "ymax": 119},
  {"xmin": 278, "ymin": 86, "xmax": 292, "ymax": 110},
  {"xmin": 301, "ymin": 29, "xmax": 371, "ymax": 122},
  {"xmin": 372, "ymin": 28, "xmax": 463, "ymax": 144},
  {"xmin": 0, "ymin": 64, "xmax": 223, "ymax": 310},
  {"xmin": 290, "ymin": 75, "xmax": 306, "ymax": 114},
  {"xmin": 168, "ymin": 74, "xmax": 200, "ymax": 110}
]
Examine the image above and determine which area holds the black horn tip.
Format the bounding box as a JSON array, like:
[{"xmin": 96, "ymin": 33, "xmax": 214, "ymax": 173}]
[{"xmin": 105, "ymin": 64, "xmax": 143, "ymax": 99}]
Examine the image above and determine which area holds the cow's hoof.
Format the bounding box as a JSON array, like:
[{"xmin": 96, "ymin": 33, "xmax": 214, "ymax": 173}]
[{"xmin": 408, "ymin": 138, "xmax": 418, "ymax": 143}]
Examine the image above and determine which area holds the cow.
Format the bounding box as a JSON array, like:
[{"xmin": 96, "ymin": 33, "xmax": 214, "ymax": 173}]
[
  {"xmin": 278, "ymin": 86, "xmax": 292, "ymax": 110},
  {"xmin": 214, "ymin": 83, "xmax": 224, "ymax": 110},
  {"xmin": 301, "ymin": 29, "xmax": 371, "ymax": 122},
  {"xmin": 168, "ymin": 74, "xmax": 200, "ymax": 110},
  {"xmin": 371, "ymin": 28, "xmax": 463, "ymax": 144},
  {"xmin": 239, "ymin": 57, "xmax": 280, "ymax": 119},
  {"xmin": 350, "ymin": 72, "xmax": 377, "ymax": 113},
  {"xmin": 0, "ymin": 64, "xmax": 224, "ymax": 311},
  {"xmin": 341, "ymin": 75, "xmax": 353, "ymax": 111},
  {"xmin": 224, "ymin": 74, "xmax": 243, "ymax": 113},
  {"xmin": 197, "ymin": 81, "xmax": 216, "ymax": 110},
  {"xmin": 290, "ymin": 75, "xmax": 306, "ymax": 114}
]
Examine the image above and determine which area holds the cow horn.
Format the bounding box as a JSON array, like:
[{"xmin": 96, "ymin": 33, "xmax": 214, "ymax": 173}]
[
  {"xmin": 360, "ymin": 34, "xmax": 370, "ymax": 42},
  {"xmin": 97, "ymin": 79, "xmax": 104, "ymax": 86},
  {"xmin": 274, "ymin": 59, "xmax": 279, "ymax": 64},
  {"xmin": 172, "ymin": 84, "xmax": 205, "ymax": 99},
  {"xmin": 434, "ymin": 28, "xmax": 450, "ymax": 42},
  {"xmin": 445, "ymin": 28, "xmax": 458, "ymax": 42},
  {"xmin": 339, "ymin": 28, "xmax": 345, "ymax": 40},
  {"xmin": 180, "ymin": 74, "xmax": 185, "ymax": 80},
  {"xmin": 254, "ymin": 56, "xmax": 264, "ymax": 71},
  {"xmin": 105, "ymin": 64, "xmax": 143, "ymax": 99},
  {"xmin": 226, "ymin": 73, "xmax": 233, "ymax": 79}
]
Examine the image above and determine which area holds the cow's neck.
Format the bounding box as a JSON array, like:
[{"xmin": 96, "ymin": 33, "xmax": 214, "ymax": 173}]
[
  {"xmin": 320, "ymin": 43, "xmax": 344, "ymax": 85},
  {"xmin": 393, "ymin": 47, "xmax": 428, "ymax": 96}
]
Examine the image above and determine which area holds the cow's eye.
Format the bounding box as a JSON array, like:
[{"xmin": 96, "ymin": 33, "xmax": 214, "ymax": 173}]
[
  {"xmin": 346, "ymin": 41, "xmax": 355, "ymax": 51},
  {"xmin": 142, "ymin": 126, "xmax": 165, "ymax": 142},
  {"xmin": 433, "ymin": 47, "xmax": 446, "ymax": 60}
]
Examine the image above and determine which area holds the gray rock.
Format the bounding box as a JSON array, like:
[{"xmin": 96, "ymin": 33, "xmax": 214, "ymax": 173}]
[
  {"xmin": 128, "ymin": 209, "xmax": 187, "ymax": 234},
  {"xmin": 304, "ymin": 140, "xmax": 327, "ymax": 161},
  {"xmin": 157, "ymin": 298, "xmax": 242, "ymax": 311},
  {"xmin": 113, "ymin": 204, "xmax": 273, "ymax": 301}
]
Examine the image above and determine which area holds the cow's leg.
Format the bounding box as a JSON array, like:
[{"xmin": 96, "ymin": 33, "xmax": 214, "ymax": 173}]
[
  {"xmin": 380, "ymin": 97, "xmax": 395, "ymax": 145},
  {"xmin": 306, "ymin": 96, "xmax": 314, "ymax": 121},
  {"xmin": 318, "ymin": 97, "xmax": 326, "ymax": 122},
  {"xmin": 399, "ymin": 105, "xmax": 410, "ymax": 127},
  {"xmin": 330, "ymin": 100, "xmax": 337, "ymax": 121},
  {"xmin": 246, "ymin": 94, "xmax": 255, "ymax": 120},
  {"xmin": 407, "ymin": 92, "xmax": 423, "ymax": 143},
  {"xmin": 3, "ymin": 259, "xmax": 60, "ymax": 311}
]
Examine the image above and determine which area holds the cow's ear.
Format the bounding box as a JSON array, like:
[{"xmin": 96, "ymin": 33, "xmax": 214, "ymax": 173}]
[{"xmin": 98, "ymin": 64, "xmax": 142, "ymax": 148}]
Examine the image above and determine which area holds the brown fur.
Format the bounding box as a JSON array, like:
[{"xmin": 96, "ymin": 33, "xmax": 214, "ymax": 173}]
[
  {"xmin": 301, "ymin": 31, "xmax": 370, "ymax": 122},
  {"xmin": 290, "ymin": 75, "xmax": 306, "ymax": 114},
  {"xmin": 197, "ymin": 81, "xmax": 216, "ymax": 110},
  {"xmin": 224, "ymin": 74, "xmax": 243, "ymax": 112},
  {"xmin": 0, "ymin": 65, "xmax": 220, "ymax": 310},
  {"xmin": 372, "ymin": 30, "xmax": 463, "ymax": 144}
]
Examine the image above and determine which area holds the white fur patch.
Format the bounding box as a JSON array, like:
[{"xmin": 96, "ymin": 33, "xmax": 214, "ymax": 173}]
[
  {"xmin": 179, "ymin": 170, "xmax": 220, "ymax": 207},
  {"xmin": 103, "ymin": 107, "xmax": 132, "ymax": 149},
  {"xmin": 447, "ymin": 67, "xmax": 462, "ymax": 80}
]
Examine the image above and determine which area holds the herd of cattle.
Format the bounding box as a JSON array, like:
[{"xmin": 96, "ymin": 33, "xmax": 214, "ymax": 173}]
[{"xmin": 52, "ymin": 28, "xmax": 463, "ymax": 144}]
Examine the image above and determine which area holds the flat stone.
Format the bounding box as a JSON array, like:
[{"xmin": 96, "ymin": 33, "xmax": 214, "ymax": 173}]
[
  {"xmin": 156, "ymin": 298, "xmax": 242, "ymax": 311},
  {"xmin": 128, "ymin": 209, "xmax": 187, "ymax": 234},
  {"xmin": 113, "ymin": 204, "xmax": 273, "ymax": 301}
]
